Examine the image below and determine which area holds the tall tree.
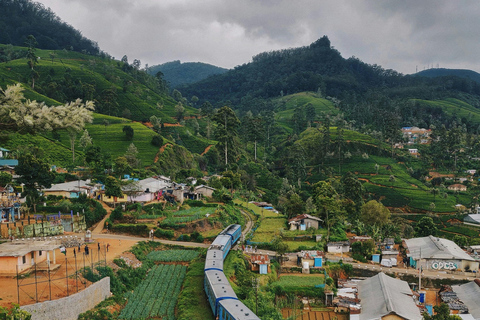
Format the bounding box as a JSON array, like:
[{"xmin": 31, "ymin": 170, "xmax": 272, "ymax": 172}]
[
  {"xmin": 212, "ymin": 106, "xmax": 241, "ymax": 166},
  {"xmin": 104, "ymin": 175, "xmax": 123, "ymax": 207},
  {"xmin": 25, "ymin": 35, "xmax": 38, "ymax": 89},
  {"xmin": 360, "ymin": 200, "xmax": 390, "ymax": 227},
  {"xmin": 16, "ymin": 153, "xmax": 55, "ymax": 213},
  {"xmin": 122, "ymin": 125, "xmax": 134, "ymax": 140}
]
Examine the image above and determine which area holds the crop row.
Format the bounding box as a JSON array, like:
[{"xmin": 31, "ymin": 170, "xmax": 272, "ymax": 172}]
[
  {"xmin": 163, "ymin": 213, "xmax": 206, "ymax": 224},
  {"xmin": 172, "ymin": 207, "xmax": 216, "ymax": 217},
  {"xmin": 119, "ymin": 264, "xmax": 187, "ymax": 320},
  {"xmin": 146, "ymin": 249, "xmax": 200, "ymax": 262}
]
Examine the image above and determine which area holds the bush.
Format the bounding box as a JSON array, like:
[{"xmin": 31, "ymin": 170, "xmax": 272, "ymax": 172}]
[
  {"xmin": 151, "ymin": 134, "xmax": 164, "ymax": 147},
  {"xmin": 110, "ymin": 207, "xmax": 123, "ymax": 221},
  {"xmin": 111, "ymin": 223, "xmax": 149, "ymax": 236},
  {"xmin": 154, "ymin": 228, "xmax": 175, "ymax": 239}
]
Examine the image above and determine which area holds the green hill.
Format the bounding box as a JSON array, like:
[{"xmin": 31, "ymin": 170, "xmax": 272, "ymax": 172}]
[
  {"xmin": 415, "ymin": 68, "xmax": 480, "ymax": 84},
  {"xmin": 148, "ymin": 60, "xmax": 228, "ymax": 88},
  {"xmin": 293, "ymin": 127, "xmax": 470, "ymax": 213},
  {"xmin": 0, "ymin": 44, "xmax": 195, "ymax": 123},
  {"xmin": 412, "ymin": 98, "xmax": 480, "ymax": 124}
]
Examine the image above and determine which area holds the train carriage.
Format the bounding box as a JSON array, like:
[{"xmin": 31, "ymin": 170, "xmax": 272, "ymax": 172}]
[
  {"xmin": 204, "ymin": 270, "xmax": 238, "ymax": 317},
  {"xmin": 218, "ymin": 299, "xmax": 261, "ymax": 320},
  {"xmin": 205, "ymin": 249, "xmax": 224, "ymax": 272},
  {"xmin": 205, "ymin": 224, "xmax": 259, "ymax": 319}
]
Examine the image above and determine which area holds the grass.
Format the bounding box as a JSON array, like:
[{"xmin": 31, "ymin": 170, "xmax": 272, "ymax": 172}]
[
  {"xmin": 412, "ymin": 98, "xmax": 480, "ymax": 125},
  {"xmin": 275, "ymin": 275, "xmax": 324, "ymax": 288},
  {"xmin": 284, "ymin": 241, "xmax": 318, "ymax": 251},
  {"xmin": 234, "ymin": 199, "xmax": 285, "ymax": 218},
  {"xmin": 176, "ymin": 260, "xmax": 214, "ymax": 320}
]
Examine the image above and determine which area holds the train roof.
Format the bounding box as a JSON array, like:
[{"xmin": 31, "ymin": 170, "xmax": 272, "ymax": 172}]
[
  {"xmin": 205, "ymin": 251, "xmax": 224, "ymax": 271},
  {"xmin": 210, "ymin": 234, "xmax": 231, "ymax": 249},
  {"xmin": 219, "ymin": 299, "xmax": 260, "ymax": 320},
  {"xmin": 205, "ymin": 270, "xmax": 237, "ymax": 299},
  {"xmin": 221, "ymin": 224, "xmax": 241, "ymax": 235}
]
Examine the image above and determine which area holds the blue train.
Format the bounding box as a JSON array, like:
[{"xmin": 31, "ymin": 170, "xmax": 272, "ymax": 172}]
[{"xmin": 204, "ymin": 224, "xmax": 260, "ymax": 320}]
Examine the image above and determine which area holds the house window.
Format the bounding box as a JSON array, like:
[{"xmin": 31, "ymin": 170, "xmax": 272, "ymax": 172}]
[
  {"xmin": 22, "ymin": 255, "xmax": 26, "ymax": 264},
  {"xmin": 31, "ymin": 252, "xmax": 34, "ymax": 260},
  {"xmin": 39, "ymin": 251, "xmax": 42, "ymax": 256}
]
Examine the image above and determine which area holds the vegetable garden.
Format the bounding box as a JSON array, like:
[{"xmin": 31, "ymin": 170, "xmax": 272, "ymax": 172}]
[
  {"xmin": 119, "ymin": 264, "xmax": 187, "ymax": 320},
  {"xmin": 147, "ymin": 249, "xmax": 200, "ymax": 262}
]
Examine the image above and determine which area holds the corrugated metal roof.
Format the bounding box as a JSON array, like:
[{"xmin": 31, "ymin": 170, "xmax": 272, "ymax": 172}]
[
  {"xmin": 405, "ymin": 236, "xmax": 474, "ymax": 261},
  {"xmin": 358, "ymin": 272, "xmax": 422, "ymax": 320},
  {"xmin": 453, "ymin": 281, "xmax": 480, "ymax": 320},
  {"xmin": 465, "ymin": 214, "xmax": 480, "ymax": 224}
]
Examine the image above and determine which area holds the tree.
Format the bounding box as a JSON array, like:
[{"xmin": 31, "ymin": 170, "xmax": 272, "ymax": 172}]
[
  {"xmin": 0, "ymin": 84, "xmax": 94, "ymax": 134},
  {"xmin": 415, "ymin": 216, "xmax": 438, "ymax": 237},
  {"xmin": 102, "ymin": 119, "xmax": 110, "ymax": 135},
  {"xmin": 79, "ymin": 129, "xmax": 92, "ymax": 150},
  {"xmin": 360, "ymin": 200, "xmax": 390, "ymax": 227},
  {"xmin": 311, "ymin": 181, "xmax": 345, "ymax": 241},
  {"xmin": 172, "ymin": 89, "xmax": 183, "ymax": 102},
  {"xmin": 104, "ymin": 176, "xmax": 123, "ymax": 207},
  {"xmin": 151, "ymin": 135, "xmax": 164, "ymax": 147},
  {"xmin": 453, "ymin": 235, "xmax": 468, "ymax": 248},
  {"xmin": 212, "ymin": 106, "xmax": 241, "ymax": 166},
  {"xmin": 423, "ymin": 303, "xmax": 462, "ymax": 320},
  {"xmin": 124, "ymin": 143, "xmax": 140, "ymax": 168},
  {"xmin": 25, "ymin": 35, "xmax": 38, "ymax": 89},
  {"xmin": 16, "ymin": 153, "xmax": 55, "ymax": 213},
  {"xmin": 175, "ymin": 102, "xmax": 185, "ymax": 121},
  {"xmin": 114, "ymin": 156, "xmax": 132, "ymax": 178},
  {"xmin": 0, "ymin": 172, "xmax": 12, "ymax": 187},
  {"xmin": 122, "ymin": 125, "xmax": 134, "ymax": 140},
  {"xmin": 271, "ymin": 236, "xmax": 289, "ymax": 266}
]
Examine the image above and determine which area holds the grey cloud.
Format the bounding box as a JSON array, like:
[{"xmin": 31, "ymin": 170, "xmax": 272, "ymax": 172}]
[{"xmin": 37, "ymin": 0, "xmax": 480, "ymax": 73}]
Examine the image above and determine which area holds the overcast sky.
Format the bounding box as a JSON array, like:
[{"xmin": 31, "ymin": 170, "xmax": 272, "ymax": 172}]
[{"xmin": 36, "ymin": 0, "xmax": 480, "ymax": 74}]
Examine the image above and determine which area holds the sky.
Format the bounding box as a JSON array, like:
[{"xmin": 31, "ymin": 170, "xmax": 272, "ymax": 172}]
[{"xmin": 36, "ymin": 0, "xmax": 480, "ymax": 74}]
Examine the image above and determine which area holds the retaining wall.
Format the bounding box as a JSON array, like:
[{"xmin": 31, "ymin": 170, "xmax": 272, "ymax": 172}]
[{"xmin": 21, "ymin": 277, "xmax": 110, "ymax": 320}]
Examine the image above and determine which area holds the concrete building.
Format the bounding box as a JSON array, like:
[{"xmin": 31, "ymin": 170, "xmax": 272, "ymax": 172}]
[
  {"xmin": 404, "ymin": 236, "xmax": 478, "ymax": 272},
  {"xmin": 357, "ymin": 272, "xmax": 422, "ymax": 320},
  {"xmin": 0, "ymin": 240, "xmax": 61, "ymax": 275},
  {"xmin": 327, "ymin": 241, "xmax": 350, "ymax": 253}
]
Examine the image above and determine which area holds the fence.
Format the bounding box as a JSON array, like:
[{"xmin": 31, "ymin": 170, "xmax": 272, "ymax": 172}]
[{"xmin": 16, "ymin": 244, "xmax": 108, "ymax": 306}]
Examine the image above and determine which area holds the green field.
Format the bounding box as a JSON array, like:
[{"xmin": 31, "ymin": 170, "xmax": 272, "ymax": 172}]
[
  {"xmin": 119, "ymin": 264, "xmax": 186, "ymax": 320},
  {"xmin": 275, "ymin": 275, "xmax": 324, "ymax": 288},
  {"xmin": 146, "ymin": 249, "xmax": 200, "ymax": 262},
  {"xmin": 413, "ymin": 98, "xmax": 480, "ymax": 125}
]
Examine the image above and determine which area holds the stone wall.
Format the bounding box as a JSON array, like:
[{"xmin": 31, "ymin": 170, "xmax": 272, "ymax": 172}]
[{"xmin": 21, "ymin": 277, "xmax": 110, "ymax": 320}]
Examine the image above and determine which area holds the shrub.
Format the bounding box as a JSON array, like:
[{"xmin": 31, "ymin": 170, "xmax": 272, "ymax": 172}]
[
  {"xmin": 154, "ymin": 228, "xmax": 174, "ymax": 239},
  {"xmin": 151, "ymin": 135, "xmax": 164, "ymax": 147}
]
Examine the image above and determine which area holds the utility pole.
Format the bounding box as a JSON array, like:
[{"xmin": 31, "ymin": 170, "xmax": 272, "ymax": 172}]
[{"xmin": 418, "ymin": 247, "xmax": 422, "ymax": 291}]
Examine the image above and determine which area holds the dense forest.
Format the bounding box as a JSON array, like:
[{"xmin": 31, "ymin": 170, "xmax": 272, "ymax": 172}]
[
  {"xmin": 148, "ymin": 60, "xmax": 228, "ymax": 88},
  {"xmin": 0, "ymin": 0, "xmax": 101, "ymax": 56}
]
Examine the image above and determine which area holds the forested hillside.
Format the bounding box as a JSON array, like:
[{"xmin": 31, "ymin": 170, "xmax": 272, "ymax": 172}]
[
  {"xmin": 416, "ymin": 68, "xmax": 480, "ymax": 84},
  {"xmin": 0, "ymin": 0, "xmax": 101, "ymax": 55},
  {"xmin": 148, "ymin": 60, "xmax": 228, "ymax": 88}
]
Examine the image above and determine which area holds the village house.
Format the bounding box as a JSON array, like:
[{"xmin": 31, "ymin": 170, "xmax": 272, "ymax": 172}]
[
  {"xmin": 408, "ymin": 148, "xmax": 419, "ymax": 158},
  {"xmin": 402, "ymin": 126, "xmax": 431, "ymax": 145},
  {"xmin": 0, "ymin": 240, "xmax": 61, "ymax": 275},
  {"xmin": 247, "ymin": 254, "xmax": 270, "ymax": 274},
  {"xmin": 353, "ymin": 272, "xmax": 422, "ymax": 320},
  {"xmin": 296, "ymin": 250, "xmax": 324, "ymax": 268},
  {"xmin": 42, "ymin": 180, "xmax": 97, "ymax": 199},
  {"xmin": 327, "ymin": 241, "xmax": 350, "ymax": 253},
  {"xmin": 288, "ymin": 214, "xmax": 323, "ymax": 230},
  {"xmin": 451, "ymin": 280, "xmax": 480, "ymax": 319},
  {"xmin": 194, "ymin": 185, "xmax": 216, "ymax": 198},
  {"xmin": 448, "ymin": 184, "xmax": 467, "ymax": 192}
]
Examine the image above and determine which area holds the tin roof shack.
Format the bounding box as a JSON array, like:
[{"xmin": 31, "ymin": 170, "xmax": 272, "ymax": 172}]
[
  {"xmin": 404, "ymin": 236, "xmax": 478, "ymax": 272},
  {"xmin": 248, "ymin": 254, "xmax": 270, "ymax": 274},
  {"xmin": 194, "ymin": 185, "xmax": 216, "ymax": 198},
  {"xmin": 297, "ymin": 250, "xmax": 324, "ymax": 268},
  {"xmin": 335, "ymin": 278, "xmax": 361, "ymax": 314},
  {"xmin": 43, "ymin": 180, "xmax": 97, "ymax": 199},
  {"xmin": 452, "ymin": 280, "xmax": 480, "ymax": 319},
  {"xmin": 464, "ymin": 214, "xmax": 480, "ymax": 227},
  {"xmin": 439, "ymin": 285, "xmax": 469, "ymax": 316},
  {"xmin": 357, "ymin": 272, "xmax": 422, "ymax": 320},
  {"xmin": 288, "ymin": 214, "xmax": 322, "ymax": 231},
  {"xmin": 381, "ymin": 250, "xmax": 400, "ymax": 267},
  {"xmin": 327, "ymin": 241, "xmax": 350, "ymax": 254},
  {"xmin": 0, "ymin": 240, "xmax": 61, "ymax": 275}
]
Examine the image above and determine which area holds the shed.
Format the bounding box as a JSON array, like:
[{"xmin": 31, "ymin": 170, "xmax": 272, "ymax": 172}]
[
  {"xmin": 194, "ymin": 185, "xmax": 216, "ymax": 198},
  {"xmin": 327, "ymin": 242, "xmax": 350, "ymax": 253},
  {"xmin": 452, "ymin": 280, "xmax": 480, "ymax": 320},
  {"xmin": 248, "ymin": 254, "xmax": 270, "ymax": 274},
  {"xmin": 288, "ymin": 214, "xmax": 323, "ymax": 230}
]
